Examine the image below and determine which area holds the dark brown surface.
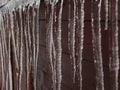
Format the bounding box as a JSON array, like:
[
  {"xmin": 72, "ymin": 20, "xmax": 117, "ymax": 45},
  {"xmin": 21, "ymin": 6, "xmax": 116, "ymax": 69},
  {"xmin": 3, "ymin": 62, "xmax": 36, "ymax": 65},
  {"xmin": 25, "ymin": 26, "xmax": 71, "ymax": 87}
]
[{"xmin": 0, "ymin": 0, "xmax": 120, "ymax": 90}]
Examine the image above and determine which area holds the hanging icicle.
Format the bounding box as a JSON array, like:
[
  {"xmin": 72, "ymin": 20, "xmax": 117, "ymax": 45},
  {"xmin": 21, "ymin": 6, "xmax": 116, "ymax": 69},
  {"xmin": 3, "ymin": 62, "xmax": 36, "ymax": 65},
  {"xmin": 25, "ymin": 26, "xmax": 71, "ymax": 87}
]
[
  {"xmin": 8, "ymin": 12, "xmax": 13, "ymax": 90},
  {"xmin": 0, "ymin": 14, "xmax": 5, "ymax": 90},
  {"xmin": 46, "ymin": 1, "xmax": 56, "ymax": 90},
  {"xmin": 91, "ymin": 0, "xmax": 104, "ymax": 90},
  {"xmin": 68, "ymin": 0, "xmax": 77, "ymax": 83},
  {"xmin": 0, "ymin": 0, "xmax": 120, "ymax": 90},
  {"xmin": 109, "ymin": 0, "xmax": 119, "ymax": 90},
  {"xmin": 76, "ymin": 0, "xmax": 85, "ymax": 89},
  {"xmin": 1, "ymin": 12, "xmax": 10, "ymax": 90},
  {"xmin": 18, "ymin": 8, "xmax": 23, "ymax": 90},
  {"xmin": 56, "ymin": 0, "xmax": 63, "ymax": 90},
  {"xmin": 24, "ymin": 6, "xmax": 29, "ymax": 90},
  {"xmin": 33, "ymin": 2, "xmax": 41, "ymax": 90},
  {"xmin": 31, "ymin": 5, "xmax": 37, "ymax": 90},
  {"xmin": 70, "ymin": 0, "xmax": 77, "ymax": 83}
]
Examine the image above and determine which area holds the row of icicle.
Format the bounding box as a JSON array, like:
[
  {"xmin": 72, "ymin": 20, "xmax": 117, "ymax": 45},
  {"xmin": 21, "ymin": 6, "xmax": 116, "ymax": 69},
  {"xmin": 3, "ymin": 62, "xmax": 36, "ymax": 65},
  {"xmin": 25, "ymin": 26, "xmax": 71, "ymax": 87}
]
[
  {"xmin": 0, "ymin": 2, "xmax": 40, "ymax": 90},
  {"xmin": 0, "ymin": 0, "xmax": 119, "ymax": 90},
  {"xmin": 67, "ymin": 0, "xmax": 119, "ymax": 90}
]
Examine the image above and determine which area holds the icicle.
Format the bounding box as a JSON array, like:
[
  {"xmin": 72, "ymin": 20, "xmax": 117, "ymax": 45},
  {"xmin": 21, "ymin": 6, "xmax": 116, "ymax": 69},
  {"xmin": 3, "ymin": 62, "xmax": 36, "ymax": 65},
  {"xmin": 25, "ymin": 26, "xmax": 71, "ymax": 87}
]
[
  {"xmin": 56, "ymin": 0, "xmax": 63, "ymax": 90},
  {"xmin": 14, "ymin": 11, "xmax": 20, "ymax": 63},
  {"xmin": 0, "ymin": 16, "xmax": 5, "ymax": 90},
  {"xmin": 46, "ymin": 3, "xmax": 55, "ymax": 90},
  {"xmin": 34, "ymin": 5, "xmax": 40, "ymax": 90},
  {"xmin": 70, "ymin": 0, "xmax": 77, "ymax": 83},
  {"xmin": 91, "ymin": 0, "xmax": 104, "ymax": 90},
  {"xmin": 2, "ymin": 13, "xmax": 10, "ymax": 90},
  {"xmin": 8, "ymin": 25, "xmax": 13, "ymax": 90},
  {"xmin": 104, "ymin": 0, "xmax": 108, "ymax": 30},
  {"xmin": 1, "ymin": 13, "xmax": 10, "ymax": 90},
  {"xmin": 53, "ymin": 4, "xmax": 57, "ymax": 90},
  {"xmin": 68, "ymin": 0, "xmax": 71, "ymax": 51},
  {"xmin": 11, "ymin": 8, "xmax": 20, "ymax": 90},
  {"xmin": 0, "ymin": 1, "xmax": 42, "ymax": 90},
  {"xmin": 109, "ymin": 0, "xmax": 119, "ymax": 90},
  {"xmin": 26, "ymin": 6, "xmax": 33, "ymax": 90},
  {"xmin": 10, "ymin": 11, "xmax": 19, "ymax": 72},
  {"xmin": 24, "ymin": 12, "xmax": 29, "ymax": 90},
  {"xmin": 31, "ymin": 6, "xmax": 36, "ymax": 90},
  {"xmin": 24, "ymin": 6, "xmax": 30, "ymax": 90},
  {"xmin": 31, "ymin": 4, "xmax": 41, "ymax": 90},
  {"xmin": 18, "ymin": 8, "xmax": 23, "ymax": 90},
  {"xmin": 7, "ymin": 12, "xmax": 13, "ymax": 90},
  {"xmin": 77, "ymin": 0, "xmax": 85, "ymax": 89}
]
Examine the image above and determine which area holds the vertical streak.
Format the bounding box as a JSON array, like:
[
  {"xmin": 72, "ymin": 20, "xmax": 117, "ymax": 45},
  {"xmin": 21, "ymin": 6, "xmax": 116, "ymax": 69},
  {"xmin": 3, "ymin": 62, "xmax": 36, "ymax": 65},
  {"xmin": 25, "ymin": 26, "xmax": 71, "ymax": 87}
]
[
  {"xmin": 27, "ymin": 6, "xmax": 33, "ymax": 90},
  {"xmin": 68, "ymin": 0, "xmax": 71, "ymax": 50},
  {"xmin": 77, "ymin": 0, "xmax": 85, "ymax": 90},
  {"xmin": 46, "ymin": 3, "xmax": 55, "ymax": 90},
  {"xmin": 91, "ymin": 0, "xmax": 104, "ymax": 90},
  {"xmin": 6, "ymin": 73, "xmax": 8, "ymax": 90},
  {"xmin": 7, "ymin": 13, "xmax": 13, "ymax": 90},
  {"xmin": 8, "ymin": 18, "xmax": 13, "ymax": 90},
  {"xmin": 0, "ymin": 17, "xmax": 5, "ymax": 90},
  {"xmin": 2, "ymin": 14, "xmax": 8, "ymax": 90},
  {"xmin": 53, "ymin": 4, "xmax": 58, "ymax": 90},
  {"xmin": 109, "ymin": 0, "xmax": 119, "ymax": 90},
  {"xmin": 10, "ymin": 11, "xmax": 19, "ymax": 74},
  {"xmin": 32, "ymin": 5, "xmax": 36, "ymax": 90},
  {"xmin": 15, "ymin": 11, "xmax": 20, "ymax": 63},
  {"xmin": 19, "ymin": 9, "xmax": 23, "ymax": 90},
  {"xmin": 70, "ymin": 0, "xmax": 76, "ymax": 83},
  {"xmin": 56, "ymin": 0, "xmax": 63, "ymax": 90},
  {"xmin": 4, "ymin": 13, "xmax": 13, "ymax": 90},
  {"xmin": 104, "ymin": 0, "xmax": 108, "ymax": 30},
  {"xmin": 1, "ymin": 14, "xmax": 8, "ymax": 90},
  {"xmin": 24, "ymin": 6, "xmax": 30, "ymax": 90},
  {"xmin": 34, "ymin": 3, "xmax": 40, "ymax": 90}
]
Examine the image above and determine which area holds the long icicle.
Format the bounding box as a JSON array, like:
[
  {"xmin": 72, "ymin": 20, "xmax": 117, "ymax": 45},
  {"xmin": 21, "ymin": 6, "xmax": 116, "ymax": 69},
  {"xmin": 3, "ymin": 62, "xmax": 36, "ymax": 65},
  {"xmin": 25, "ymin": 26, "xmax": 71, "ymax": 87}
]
[
  {"xmin": 46, "ymin": 3, "xmax": 55, "ymax": 90},
  {"xmin": 77, "ymin": 0, "xmax": 85, "ymax": 89},
  {"xmin": 7, "ymin": 12, "xmax": 13, "ymax": 90},
  {"xmin": 11, "ymin": 11, "xmax": 19, "ymax": 70},
  {"xmin": 31, "ymin": 5, "xmax": 37, "ymax": 90},
  {"xmin": 6, "ymin": 12, "xmax": 13, "ymax": 90},
  {"xmin": 91, "ymin": 0, "xmax": 104, "ymax": 90},
  {"xmin": 109, "ymin": 0, "xmax": 119, "ymax": 90},
  {"xmin": 1, "ymin": 13, "xmax": 10, "ymax": 90},
  {"xmin": 56, "ymin": 0, "xmax": 63, "ymax": 90},
  {"xmin": 26, "ymin": 6, "xmax": 31, "ymax": 90},
  {"xmin": 53, "ymin": 4, "xmax": 57, "ymax": 90},
  {"xmin": 70, "ymin": 0, "xmax": 77, "ymax": 83},
  {"xmin": 19, "ymin": 8, "xmax": 23, "ymax": 90},
  {"xmin": 0, "ymin": 15, "xmax": 5, "ymax": 90},
  {"xmin": 2, "ymin": 13, "xmax": 10, "ymax": 90},
  {"xmin": 10, "ymin": 11, "xmax": 19, "ymax": 90},
  {"xmin": 34, "ymin": 2, "xmax": 41, "ymax": 90},
  {"xmin": 0, "ymin": 37, "xmax": 5, "ymax": 90},
  {"xmin": 23, "ymin": 6, "xmax": 30, "ymax": 90}
]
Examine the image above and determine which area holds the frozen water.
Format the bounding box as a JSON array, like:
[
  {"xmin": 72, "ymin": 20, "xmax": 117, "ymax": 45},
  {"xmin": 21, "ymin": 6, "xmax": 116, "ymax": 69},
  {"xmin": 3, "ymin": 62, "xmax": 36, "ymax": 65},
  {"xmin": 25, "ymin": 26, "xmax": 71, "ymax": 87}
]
[
  {"xmin": 109, "ymin": 0, "xmax": 119, "ymax": 90},
  {"xmin": 0, "ymin": 0, "xmax": 119, "ymax": 90},
  {"xmin": 91, "ymin": 0, "xmax": 104, "ymax": 90}
]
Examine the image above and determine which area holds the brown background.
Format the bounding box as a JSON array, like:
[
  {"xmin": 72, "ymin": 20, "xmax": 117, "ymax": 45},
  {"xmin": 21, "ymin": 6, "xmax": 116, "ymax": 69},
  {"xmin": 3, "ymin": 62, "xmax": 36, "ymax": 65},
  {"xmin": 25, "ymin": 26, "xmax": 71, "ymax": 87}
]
[{"xmin": 0, "ymin": 0, "xmax": 120, "ymax": 90}]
